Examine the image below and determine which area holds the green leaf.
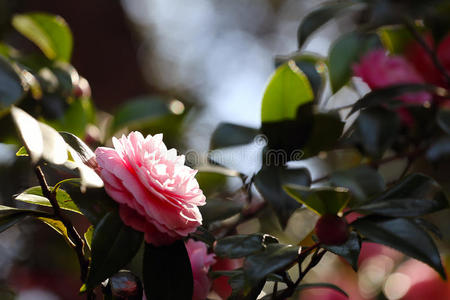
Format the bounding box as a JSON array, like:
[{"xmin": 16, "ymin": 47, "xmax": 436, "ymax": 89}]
[
  {"xmin": 85, "ymin": 211, "xmax": 143, "ymax": 290},
  {"xmin": 200, "ymin": 198, "xmax": 243, "ymax": 225},
  {"xmin": 301, "ymin": 112, "xmax": 344, "ymax": 158},
  {"xmin": 0, "ymin": 205, "xmax": 49, "ymax": 233},
  {"xmin": 330, "ymin": 166, "xmax": 386, "ymax": 206},
  {"xmin": 437, "ymin": 108, "xmax": 450, "ymax": 134},
  {"xmin": 37, "ymin": 217, "xmax": 75, "ymax": 247},
  {"xmin": 254, "ymin": 166, "xmax": 311, "ymax": 227},
  {"xmin": 14, "ymin": 186, "xmax": 81, "ymax": 214},
  {"xmin": 426, "ymin": 137, "xmax": 450, "ymax": 161},
  {"xmin": 297, "ymin": 0, "xmax": 363, "ymax": 47},
  {"xmin": 351, "ymin": 216, "xmax": 446, "ymax": 279},
  {"xmin": 59, "ymin": 131, "xmax": 95, "ymax": 165},
  {"xmin": 354, "ymin": 198, "xmax": 448, "ymax": 217},
  {"xmin": 11, "ymin": 106, "xmax": 68, "ymax": 164},
  {"xmin": 244, "ymin": 243, "xmax": 300, "ymax": 284},
  {"xmin": 260, "ymin": 282, "xmax": 349, "ymax": 300},
  {"xmin": 0, "ymin": 57, "xmax": 24, "ymax": 111},
  {"xmin": 261, "ymin": 61, "xmax": 313, "ymax": 122},
  {"xmin": 210, "ymin": 123, "xmax": 259, "ymax": 150},
  {"xmin": 283, "ymin": 185, "xmax": 350, "ymax": 216},
  {"xmin": 189, "ymin": 226, "xmax": 216, "ymax": 247},
  {"xmin": 352, "ymin": 107, "xmax": 400, "ymax": 158},
  {"xmin": 322, "ymin": 232, "xmax": 361, "ymax": 271},
  {"xmin": 195, "ymin": 167, "xmax": 239, "ymax": 197},
  {"xmin": 111, "ymin": 97, "xmax": 184, "ymax": 133},
  {"xmin": 15, "ymin": 146, "xmax": 28, "ymax": 157},
  {"xmin": 328, "ymin": 32, "xmax": 379, "ymax": 93},
  {"xmin": 143, "ymin": 240, "xmax": 193, "ymax": 300},
  {"xmin": 214, "ymin": 234, "xmax": 276, "ymax": 259},
  {"xmin": 377, "ymin": 25, "xmax": 414, "ymax": 54},
  {"xmin": 84, "ymin": 225, "xmax": 94, "ymax": 250},
  {"xmin": 12, "ymin": 13, "xmax": 73, "ymax": 61},
  {"xmin": 348, "ymin": 84, "xmax": 436, "ymax": 116}
]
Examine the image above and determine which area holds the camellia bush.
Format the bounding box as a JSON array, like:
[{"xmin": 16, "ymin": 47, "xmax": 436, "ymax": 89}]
[{"xmin": 1, "ymin": 0, "xmax": 450, "ymax": 299}]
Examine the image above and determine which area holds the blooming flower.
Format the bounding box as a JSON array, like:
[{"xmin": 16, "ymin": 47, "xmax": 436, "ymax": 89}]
[
  {"xmin": 95, "ymin": 131, "xmax": 206, "ymax": 246},
  {"xmin": 186, "ymin": 239, "xmax": 216, "ymax": 300},
  {"xmin": 353, "ymin": 49, "xmax": 431, "ymax": 104}
]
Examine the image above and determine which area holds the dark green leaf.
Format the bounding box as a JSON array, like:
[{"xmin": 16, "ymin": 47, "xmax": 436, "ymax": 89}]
[
  {"xmin": 210, "ymin": 123, "xmax": 259, "ymax": 150},
  {"xmin": 0, "ymin": 57, "xmax": 24, "ymax": 111},
  {"xmin": 85, "ymin": 211, "xmax": 143, "ymax": 290},
  {"xmin": 244, "ymin": 243, "xmax": 300, "ymax": 284},
  {"xmin": 12, "ymin": 13, "xmax": 73, "ymax": 61},
  {"xmin": 261, "ymin": 61, "xmax": 313, "ymax": 122},
  {"xmin": 283, "ymin": 185, "xmax": 350, "ymax": 216},
  {"xmin": 59, "ymin": 131, "xmax": 95, "ymax": 165},
  {"xmin": 11, "ymin": 106, "xmax": 68, "ymax": 164},
  {"xmin": 111, "ymin": 97, "xmax": 183, "ymax": 133},
  {"xmin": 323, "ymin": 232, "xmax": 361, "ymax": 271},
  {"xmin": 426, "ymin": 137, "xmax": 450, "ymax": 161},
  {"xmin": 348, "ymin": 84, "xmax": 436, "ymax": 116},
  {"xmin": 143, "ymin": 240, "xmax": 193, "ymax": 300},
  {"xmin": 0, "ymin": 205, "xmax": 49, "ymax": 233},
  {"xmin": 330, "ymin": 166, "xmax": 386, "ymax": 206},
  {"xmin": 189, "ymin": 226, "xmax": 216, "ymax": 247},
  {"xmin": 354, "ymin": 198, "xmax": 448, "ymax": 217},
  {"xmin": 352, "ymin": 107, "xmax": 400, "ymax": 158},
  {"xmin": 200, "ymin": 198, "xmax": 243, "ymax": 225},
  {"xmin": 297, "ymin": 1, "xmax": 363, "ymax": 47},
  {"xmin": 64, "ymin": 185, "xmax": 117, "ymax": 226},
  {"xmin": 37, "ymin": 217, "xmax": 74, "ymax": 247},
  {"xmin": 14, "ymin": 186, "xmax": 81, "ymax": 214},
  {"xmin": 437, "ymin": 108, "xmax": 450, "ymax": 134},
  {"xmin": 329, "ymin": 32, "xmax": 379, "ymax": 93},
  {"xmin": 254, "ymin": 166, "xmax": 311, "ymax": 227},
  {"xmin": 195, "ymin": 167, "xmax": 239, "ymax": 197},
  {"xmin": 214, "ymin": 234, "xmax": 265, "ymax": 258},
  {"xmin": 351, "ymin": 216, "xmax": 446, "ymax": 279}
]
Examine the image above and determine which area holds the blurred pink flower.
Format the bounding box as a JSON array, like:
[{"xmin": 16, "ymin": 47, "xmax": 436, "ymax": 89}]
[
  {"xmin": 211, "ymin": 258, "xmax": 244, "ymax": 299},
  {"xmin": 353, "ymin": 49, "xmax": 431, "ymax": 104},
  {"xmin": 186, "ymin": 239, "xmax": 216, "ymax": 300},
  {"xmin": 95, "ymin": 132, "xmax": 206, "ymax": 246}
]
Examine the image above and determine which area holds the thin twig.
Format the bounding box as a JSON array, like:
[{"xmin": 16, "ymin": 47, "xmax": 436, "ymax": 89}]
[{"xmin": 34, "ymin": 166, "xmax": 93, "ymax": 299}]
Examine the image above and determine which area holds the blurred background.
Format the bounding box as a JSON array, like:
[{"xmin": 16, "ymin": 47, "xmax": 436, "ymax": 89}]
[{"xmin": 0, "ymin": 0, "xmax": 449, "ymax": 299}]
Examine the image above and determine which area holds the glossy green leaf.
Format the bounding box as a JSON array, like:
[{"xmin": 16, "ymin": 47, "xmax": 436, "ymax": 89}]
[
  {"xmin": 14, "ymin": 186, "xmax": 81, "ymax": 214},
  {"xmin": 85, "ymin": 211, "xmax": 143, "ymax": 290},
  {"xmin": 348, "ymin": 84, "xmax": 436, "ymax": 116},
  {"xmin": 426, "ymin": 137, "xmax": 450, "ymax": 161},
  {"xmin": 37, "ymin": 217, "xmax": 74, "ymax": 247},
  {"xmin": 261, "ymin": 61, "xmax": 313, "ymax": 122},
  {"xmin": 189, "ymin": 226, "xmax": 216, "ymax": 247},
  {"xmin": 15, "ymin": 146, "xmax": 28, "ymax": 157},
  {"xmin": 353, "ymin": 107, "xmax": 400, "ymax": 158},
  {"xmin": 200, "ymin": 198, "xmax": 243, "ymax": 225},
  {"xmin": 214, "ymin": 234, "xmax": 277, "ymax": 258},
  {"xmin": 12, "ymin": 13, "xmax": 73, "ymax": 61},
  {"xmin": 377, "ymin": 25, "xmax": 414, "ymax": 54},
  {"xmin": 329, "ymin": 32, "xmax": 379, "ymax": 93},
  {"xmin": 84, "ymin": 225, "xmax": 94, "ymax": 250},
  {"xmin": 297, "ymin": 1, "xmax": 363, "ymax": 47},
  {"xmin": 0, "ymin": 57, "xmax": 24, "ymax": 111},
  {"xmin": 323, "ymin": 232, "xmax": 361, "ymax": 271},
  {"xmin": 437, "ymin": 109, "xmax": 450, "ymax": 134},
  {"xmin": 11, "ymin": 106, "xmax": 68, "ymax": 164},
  {"xmin": 284, "ymin": 185, "xmax": 350, "ymax": 216},
  {"xmin": 244, "ymin": 243, "xmax": 300, "ymax": 284},
  {"xmin": 111, "ymin": 97, "xmax": 184, "ymax": 133},
  {"xmin": 354, "ymin": 198, "xmax": 448, "ymax": 217},
  {"xmin": 143, "ymin": 240, "xmax": 193, "ymax": 300},
  {"xmin": 254, "ymin": 166, "xmax": 311, "ymax": 227},
  {"xmin": 0, "ymin": 205, "xmax": 49, "ymax": 233},
  {"xmin": 330, "ymin": 166, "xmax": 386, "ymax": 206},
  {"xmin": 352, "ymin": 216, "xmax": 446, "ymax": 279},
  {"xmin": 210, "ymin": 122, "xmax": 259, "ymax": 150}
]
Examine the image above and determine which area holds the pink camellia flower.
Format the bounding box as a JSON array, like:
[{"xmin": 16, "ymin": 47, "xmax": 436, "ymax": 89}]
[
  {"xmin": 186, "ymin": 239, "xmax": 216, "ymax": 300},
  {"xmin": 353, "ymin": 49, "xmax": 431, "ymax": 104},
  {"xmin": 95, "ymin": 132, "xmax": 206, "ymax": 246}
]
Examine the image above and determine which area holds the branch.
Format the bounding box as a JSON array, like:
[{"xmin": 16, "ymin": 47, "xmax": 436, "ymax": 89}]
[{"xmin": 34, "ymin": 166, "xmax": 93, "ymax": 299}]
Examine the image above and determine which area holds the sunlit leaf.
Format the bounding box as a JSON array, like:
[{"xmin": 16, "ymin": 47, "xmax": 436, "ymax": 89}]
[
  {"xmin": 284, "ymin": 185, "xmax": 350, "ymax": 216},
  {"xmin": 37, "ymin": 217, "xmax": 74, "ymax": 247},
  {"xmin": 377, "ymin": 25, "xmax": 414, "ymax": 54},
  {"xmin": 261, "ymin": 61, "xmax": 313, "ymax": 122},
  {"xmin": 15, "ymin": 146, "xmax": 28, "ymax": 157},
  {"xmin": 84, "ymin": 225, "xmax": 94, "ymax": 250},
  {"xmin": 15, "ymin": 185, "xmax": 81, "ymax": 214},
  {"xmin": 12, "ymin": 13, "xmax": 73, "ymax": 61}
]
